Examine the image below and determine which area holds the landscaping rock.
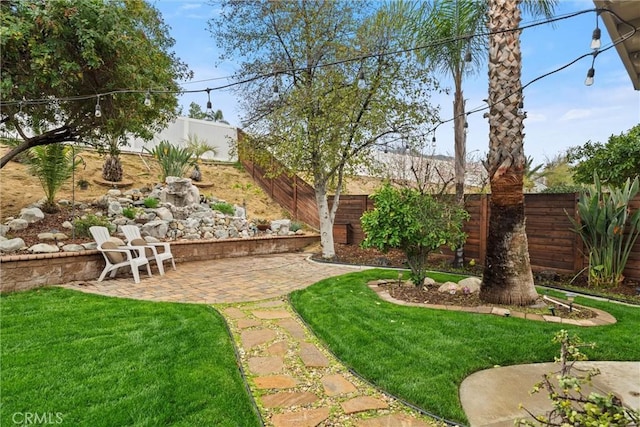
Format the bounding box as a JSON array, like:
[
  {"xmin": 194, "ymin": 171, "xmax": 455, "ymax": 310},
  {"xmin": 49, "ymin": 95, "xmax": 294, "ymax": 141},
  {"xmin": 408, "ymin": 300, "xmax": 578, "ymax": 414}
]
[
  {"xmin": 0, "ymin": 238, "xmax": 26, "ymax": 253},
  {"xmin": 20, "ymin": 207, "xmax": 45, "ymax": 223},
  {"xmin": 62, "ymin": 244, "xmax": 86, "ymax": 252},
  {"xmin": 0, "ymin": 224, "xmax": 9, "ymax": 237},
  {"xmin": 141, "ymin": 220, "xmax": 169, "ymax": 239},
  {"xmin": 37, "ymin": 232, "xmax": 68, "ymax": 241},
  {"xmin": 155, "ymin": 206, "xmax": 173, "ymax": 221},
  {"xmin": 438, "ymin": 281, "xmax": 459, "ymax": 293},
  {"xmin": 62, "ymin": 221, "xmax": 73, "ymax": 230},
  {"xmin": 458, "ymin": 277, "xmax": 481, "ymax": 293},
  {"xmin": 8, "ymin": 218, "xmax": 29, "ymax": 231},
  {"xmin": 108, "ymin": 201, "xmax": 123, "ymax": 216},
  {"xmin": 29, "ymin": 243, "xmax": 59, "ymax": 253}
]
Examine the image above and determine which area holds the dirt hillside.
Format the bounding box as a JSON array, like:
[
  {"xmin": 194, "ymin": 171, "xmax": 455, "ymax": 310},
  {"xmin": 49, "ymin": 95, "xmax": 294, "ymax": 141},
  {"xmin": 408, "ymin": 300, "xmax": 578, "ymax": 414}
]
[{"xmin": 0, "ymin": 147, "xmax": 381, "ymax": 221}]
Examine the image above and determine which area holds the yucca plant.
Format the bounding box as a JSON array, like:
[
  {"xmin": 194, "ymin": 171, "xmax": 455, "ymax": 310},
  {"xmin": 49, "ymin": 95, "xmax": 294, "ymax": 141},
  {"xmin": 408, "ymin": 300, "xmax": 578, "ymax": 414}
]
[
  {"xmin": 184, "ymin": 133, "xmax": 217, "ymax": 182},
  {"xmin": 27, "ymin": 143, "xmax": 78, "ymax": 213},
  {"xmin": 569, "ymin": 173, "xmax": 640, "ymax": 287},
  {"xmin": 145, "ymin": 140, "xmax": 195, "ymax": 182}
]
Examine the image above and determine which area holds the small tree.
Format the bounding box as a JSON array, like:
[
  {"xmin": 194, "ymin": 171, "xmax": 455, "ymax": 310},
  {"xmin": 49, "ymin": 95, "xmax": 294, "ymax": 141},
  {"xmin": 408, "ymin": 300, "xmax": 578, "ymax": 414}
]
[
  {"xmin": 26, "ymin": 143, "xmax": 78, "ymax": 213},
  {"xmin": 361, "ymin": 183, "xmax": 469, "ymax": 286},
  {"xmin": 184, "ymin": 133, "xmax": 217, "ymax": 182},
  {"xmin": 569, "ymin": 173, "xmax": 640, "ymax": 287},
  {"xmin": 517, "ymin": 330, "xmax": 639, "ymax": 426}
]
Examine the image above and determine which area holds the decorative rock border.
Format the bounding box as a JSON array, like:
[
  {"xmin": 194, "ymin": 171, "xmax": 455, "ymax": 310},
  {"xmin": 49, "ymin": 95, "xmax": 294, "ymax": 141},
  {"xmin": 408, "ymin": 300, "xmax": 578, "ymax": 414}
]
[{"xmin": 367, "ymin": 283, "xmax": 617, "ymax": 327}]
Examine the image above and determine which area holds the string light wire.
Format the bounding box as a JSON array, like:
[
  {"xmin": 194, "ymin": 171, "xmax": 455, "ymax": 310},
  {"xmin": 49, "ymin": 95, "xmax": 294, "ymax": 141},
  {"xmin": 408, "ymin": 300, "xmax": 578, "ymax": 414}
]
[{"xmin": 1, "ymin": 7, "xmax": 636, "ymax": 138}]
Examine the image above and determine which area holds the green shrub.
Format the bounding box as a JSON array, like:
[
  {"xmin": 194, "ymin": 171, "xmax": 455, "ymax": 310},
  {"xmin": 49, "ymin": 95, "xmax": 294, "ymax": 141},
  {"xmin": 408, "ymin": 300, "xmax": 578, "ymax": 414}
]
[
  {"xmin": 145, "ymin": 140, "xmax": 195, "ymax": 181},
  {"xmin": 210, "ymin": 201, "xmax": 235, "ymax": 216},
  {"xmin": 143, "ymin": 197, "xmax": 159, "ymax": 209},
  {"xmin": 73, "ymin": 214, "xmax": 114, "ymax": 238},
  {"xmin": 122, "ymin": 207, "xmax": 137, "ymax": 220},
  {"xmin": 290, "ymin": 221, "xmax": 303, "ymax": 232},
  {"xmin": 26, "ymin": 143, "xmax": 79, "ymax": 213},
  {"xmin": 361, "ymin": 183, "xmax": 469, "ymax": 286}
]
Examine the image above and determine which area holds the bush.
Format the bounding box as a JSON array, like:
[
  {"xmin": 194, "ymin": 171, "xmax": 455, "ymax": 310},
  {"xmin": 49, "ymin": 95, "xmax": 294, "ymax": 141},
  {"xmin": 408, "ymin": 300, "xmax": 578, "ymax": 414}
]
[
  {"xmin": 290, "ymin": 221, "xmax": 303, "ymax": 232},
  {"xmin": 73, "ymin": 214, "xmax": 114, "ymax": 238},
  {"xmin": 361, "ymin": 183, "xmax": 469, "ymax": 286},
  {"xmin": 210, "ymin": 201, "xmax": 235, "ymax": 216},
  {"xmin": 143, "ymin": 197, "xmax": 159, "ymax": 209}
]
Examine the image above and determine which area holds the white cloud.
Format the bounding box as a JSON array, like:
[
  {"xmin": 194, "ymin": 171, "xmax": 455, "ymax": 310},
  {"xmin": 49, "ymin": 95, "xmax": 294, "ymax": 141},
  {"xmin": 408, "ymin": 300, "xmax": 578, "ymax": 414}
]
[
  {"xmin": 560, "ymin": 109, "xmax": 593, "ymax": 121},
  {"xmin": 180, "ymin": 3, "xmax": 201, "ymax": 11}
]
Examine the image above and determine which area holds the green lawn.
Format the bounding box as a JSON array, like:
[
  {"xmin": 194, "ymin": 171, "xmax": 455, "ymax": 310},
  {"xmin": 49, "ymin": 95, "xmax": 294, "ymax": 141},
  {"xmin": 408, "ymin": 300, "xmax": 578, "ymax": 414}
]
[
  {"xmin": 1, "ymin": 288, "xmax": 261, "ymax": 427},
  {"xmin": 290, "ymin": 269, "xmax": 640, "ymax": 424}
]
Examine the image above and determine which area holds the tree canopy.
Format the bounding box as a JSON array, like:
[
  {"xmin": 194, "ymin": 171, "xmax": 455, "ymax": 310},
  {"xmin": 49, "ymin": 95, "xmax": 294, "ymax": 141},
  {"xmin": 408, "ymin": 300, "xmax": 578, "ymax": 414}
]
[
  {"xmin": 0, "ymin": 0, "xmax": 191, "ymax": 168},
  {"xmin": 568, "ymin": 124, "xmax": 640, "ymax": 188},
  {"xmin": 209, "ymin": 0, "xmax": 440, "ymax": 258}
]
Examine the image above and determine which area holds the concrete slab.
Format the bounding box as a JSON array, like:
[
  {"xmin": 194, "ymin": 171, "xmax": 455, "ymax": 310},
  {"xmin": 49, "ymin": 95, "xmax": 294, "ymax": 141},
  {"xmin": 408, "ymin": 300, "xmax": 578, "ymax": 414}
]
[{"xmin": 460, "ymin": 362, "xmax": 640, "ymax": 427}]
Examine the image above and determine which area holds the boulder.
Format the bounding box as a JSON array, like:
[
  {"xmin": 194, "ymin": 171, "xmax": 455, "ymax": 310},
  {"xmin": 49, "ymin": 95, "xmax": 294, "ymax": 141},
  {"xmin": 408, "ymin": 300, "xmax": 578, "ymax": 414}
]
[
  {"xmin": 108, "ymin": 201, "xmax": 123, "ymax": 216},
  {"xmin": 0, "ymin": 238, "xmax": 26, "ymax": 253},
  {"xmin": 155, "ymin": 207, "xmax": 173, "ymax": 221},
  {"xmin": 37, "ymin": 232, "xmax": 68, "ymax": 241},
  {"xmin": 160, "ymin": 177, "xmax": 200, "ymax": 207},
  {"xmin": 0, "ymin": 224, "xmax": 9, "ymax": 237},
  {"xmin": 141, "ymin": 220, "xmax": 169, "ymax": 239},
  {"xmin": 438, "ymin": 281, "xmax": 459, "ymax": 294},
  {"xmin": 458, "ymin": 277, "xmax": 481, "ymax": 294},
  {"xmin": 29, "ymin": 243, "xmax": 59, "ymax": 253},
  {"xmin": 20, "ymin": 207, "xmax": 44, "ymax": 223},
  {"xmin": 8, "ymin": 218, "xmax": 29, "ymax": 231},
  {"xmin": 271, "ymin": 219, "xmax": 291, "ymax": 235}
]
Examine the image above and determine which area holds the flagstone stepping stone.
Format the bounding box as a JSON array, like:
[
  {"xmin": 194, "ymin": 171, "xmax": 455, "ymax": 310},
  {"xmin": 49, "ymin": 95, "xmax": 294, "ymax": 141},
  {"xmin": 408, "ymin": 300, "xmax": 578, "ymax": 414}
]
[
  {"xmin": 355, "ymin": 413, "xmax": 432, "ymax": 427},
  {"xmin": 341, "ymin": 396, "xmax": 389, "ymax": 414},
  {"xmin": 278, "ymin": 318, "xmax": 307, "ymax": 339},
  {"xmin": 252, "ymin": 310, "xmax": 291, "ymax": 319},
  {"xmin": 237, "ymin": 319, "xmax": 262, "ymax": 329},
  {"xmin": 241, "ymin": 329, "xmax": 277, "ymax": 349},
  {"xmin": 248, "ymin": 356, "xmax": 284, "ymax": 375},
  {"xmin": 299, "ymin": 342, "xmax": 329, "ymax": 367},
  {"xmin": 223, "ymin": 307, "xmax": 246, "ymax": 319},
  {"xmin": 254, "ymin": 375, "xmax": 299, "ymax": 390},
  {"xmin": 321, "ymin": 374, "xmax": 357, "ymax": 396},
  {"xmin": 261, "ymin": 391, "xmax": 319, "ymax": 408},
  {"xmin": 270, "ymin": 406, "xmax": 330, "ymax": 427},
  {"xmin": 267, "ymin": 341, "xmax": 288, "ymax": 356},
  {"xmin": 254, "ymin": 300, "xmax": 286, "ymax": 308}
]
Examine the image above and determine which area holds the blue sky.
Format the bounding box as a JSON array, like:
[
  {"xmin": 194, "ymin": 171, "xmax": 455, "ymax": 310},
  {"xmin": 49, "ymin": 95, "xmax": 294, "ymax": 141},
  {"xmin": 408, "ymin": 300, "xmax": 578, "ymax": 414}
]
[{"xmin": 154, "ymin": 0, "xmax": 639, "ymax": 165}]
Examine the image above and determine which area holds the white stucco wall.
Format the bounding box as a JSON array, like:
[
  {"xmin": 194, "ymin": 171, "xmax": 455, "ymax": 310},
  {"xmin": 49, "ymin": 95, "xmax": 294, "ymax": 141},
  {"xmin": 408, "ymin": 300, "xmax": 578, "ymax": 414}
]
[{"xmin": 125, "ymin": 116, "xmax": 238, "ymax": 162}]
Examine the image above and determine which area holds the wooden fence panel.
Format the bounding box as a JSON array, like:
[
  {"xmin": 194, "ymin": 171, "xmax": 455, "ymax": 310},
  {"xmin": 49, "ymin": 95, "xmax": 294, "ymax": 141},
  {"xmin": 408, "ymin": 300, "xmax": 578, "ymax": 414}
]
[{"xmin": 241, "ymin": 146, "xmax": 640, "ymax": 280}]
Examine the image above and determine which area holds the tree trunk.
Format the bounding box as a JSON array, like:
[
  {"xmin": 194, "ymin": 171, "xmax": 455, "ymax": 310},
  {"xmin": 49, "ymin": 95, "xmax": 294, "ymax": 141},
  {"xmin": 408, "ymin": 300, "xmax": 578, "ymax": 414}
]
[
  {"xmin": 453, "ymin": 84, "xmax": 467, "ymax": 268},
  {"xmin": 480, "ymin": 0, "xmax": 538, "ymax": 306},
  {"xmin": 0, "ymin": 126, "xmax": 76, "ymax": 168},
  {"xmin": 315, "ymin": 183, "xmax": 336, "ymax": 259}
]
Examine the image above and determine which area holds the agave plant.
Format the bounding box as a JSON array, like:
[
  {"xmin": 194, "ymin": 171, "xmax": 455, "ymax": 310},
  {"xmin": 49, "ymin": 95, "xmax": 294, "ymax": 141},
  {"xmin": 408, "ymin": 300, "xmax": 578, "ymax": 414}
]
[
  {"xmin": 145, "ymin": 140, "xmax": 195, "ymax": 182},
  {"xmin": 569, "ymin": 173, "xmax": 640, "ymax": 287}
]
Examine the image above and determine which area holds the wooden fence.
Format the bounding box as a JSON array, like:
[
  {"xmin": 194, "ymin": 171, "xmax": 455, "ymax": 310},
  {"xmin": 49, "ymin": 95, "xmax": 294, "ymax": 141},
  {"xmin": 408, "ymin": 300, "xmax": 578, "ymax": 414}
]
[{"xmin": 239, "ymin": 149, "xmax": 640, "ymax": 281}]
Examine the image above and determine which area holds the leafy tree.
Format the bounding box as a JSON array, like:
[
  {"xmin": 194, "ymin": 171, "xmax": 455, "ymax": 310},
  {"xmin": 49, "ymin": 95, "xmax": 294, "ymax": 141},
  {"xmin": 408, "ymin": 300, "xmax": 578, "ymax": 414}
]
[
  {"xmin": 187, "ymin": 102, "xmax": 225, "ymax": 122},
  {"xmin": 210, "ymin": 0, "xmax": 440, "ymax": 259},
  {"xmin": 540, "ymin": 151, "xmax": 577, "ymax": 191},
  {"xmin": 361, "ymin": 183, "xmax": 469, "ymax": 286},
  {"xmin": 480, "ymin": 0, "xmax": 556, "ymax": 306},
  {"xmin": 26, "ymin": 143, "xmax": 78, "ymax": 213},
  {"xmin": 0, "ymin": 0, "xmax": 191, "ymax": 168},
  {"xmin": 568, "ymin": 124, "xmax": 640, "ymax": 188}
]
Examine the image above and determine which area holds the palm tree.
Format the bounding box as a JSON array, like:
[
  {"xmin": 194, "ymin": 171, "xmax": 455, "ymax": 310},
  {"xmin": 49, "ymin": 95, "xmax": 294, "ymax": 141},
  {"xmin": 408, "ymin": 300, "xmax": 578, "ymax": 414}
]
[
  {"xmin": 480, "ymin": 0, "xmax": 556, "ymax": 305},
  {"xmin": 27, "ymin": 143, "xmax": 77, "ymax": 213}
]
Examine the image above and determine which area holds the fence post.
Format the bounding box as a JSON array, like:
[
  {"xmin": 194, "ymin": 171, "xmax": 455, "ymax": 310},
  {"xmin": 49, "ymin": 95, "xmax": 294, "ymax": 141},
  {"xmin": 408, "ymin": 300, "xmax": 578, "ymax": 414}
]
[
  {"xmin": 479, "ymin": 194, "xmax": 488, "ymax": 265},
  {"xmin": 572, "ymin": 192, "xmax": 585, "ymax": 273}
]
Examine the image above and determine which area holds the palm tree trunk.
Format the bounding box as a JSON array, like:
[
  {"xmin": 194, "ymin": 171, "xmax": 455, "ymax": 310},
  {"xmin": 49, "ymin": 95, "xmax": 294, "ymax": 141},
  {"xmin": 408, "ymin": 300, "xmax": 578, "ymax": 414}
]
[
  {"xmin": 453, "ymin": 84, "xmax": 467, "ymax": 268},
  {"xmin": 480, "ymin": 0, "xmax": 538, "ymax": 305}
]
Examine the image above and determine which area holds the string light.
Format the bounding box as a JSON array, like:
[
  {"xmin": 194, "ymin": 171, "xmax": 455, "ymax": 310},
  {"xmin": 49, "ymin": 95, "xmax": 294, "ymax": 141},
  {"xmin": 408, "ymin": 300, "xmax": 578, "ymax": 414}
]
[
  {"xmin": 272, "ymin": 80, "xmax": 280, "ymax": 101},
  {"xmin": 0, "ymin": 7, "xmax": 634, "ymax": 137},
  {"xmin": 94, "ymin": 96, "xmax": 102, "ymax": 118},
  {"xmin": 357, "ymin": 70, "xmax": 366, "ymax": 90},
  {"xmin": 205, "ymin": 88, "xmax": 212, "ymax": 110},
  {"xmin": 591, "ymin": 11, "xmax": 601, "ymax": 50},
  {"xmin": 144, "ymin": 90, "xmax": 152, "ymax": 107}
]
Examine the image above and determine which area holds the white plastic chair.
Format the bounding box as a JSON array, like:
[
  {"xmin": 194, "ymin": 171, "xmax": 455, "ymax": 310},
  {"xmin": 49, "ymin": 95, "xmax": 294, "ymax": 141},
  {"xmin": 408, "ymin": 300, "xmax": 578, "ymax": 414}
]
[
  {"xmin": 121, "ymin": 225, "xmax": 176, "ymax": 276},
  {"xmin": 89, "ymin": 226, "xmax": 152, "ymax": 284}
]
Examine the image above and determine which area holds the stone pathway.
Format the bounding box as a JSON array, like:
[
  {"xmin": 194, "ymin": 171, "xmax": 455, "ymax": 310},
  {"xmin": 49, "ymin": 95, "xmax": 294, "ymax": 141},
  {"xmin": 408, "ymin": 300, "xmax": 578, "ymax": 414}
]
[{"xmin": 219, "ymin": 298, "xmax": 437, "ymax": 427}]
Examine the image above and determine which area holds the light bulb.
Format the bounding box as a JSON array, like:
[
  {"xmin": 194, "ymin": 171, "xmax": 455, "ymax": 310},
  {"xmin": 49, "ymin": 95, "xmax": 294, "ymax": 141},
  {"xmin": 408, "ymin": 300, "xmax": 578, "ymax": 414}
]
[
  {"xmin": 590, "ymin": 28, "xmax": 601, "ymax": 50},
  {"xmin": 94, "ymin": 103, "xmax": 102, "ymax": 118},
  {"xmin": 464, "ymin": 50, "xmax": 472, "ymax": 63},
  {"xmin": 584, "ymin": 68, "xmax": 595, "ymax": 86},
  {"xmin": 144, "ymin": 92, "xmax": 152, "ymax": 107},
  {"xmin": 357, "ymin": 70, "xmax": 366, "ymax": 90}
]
